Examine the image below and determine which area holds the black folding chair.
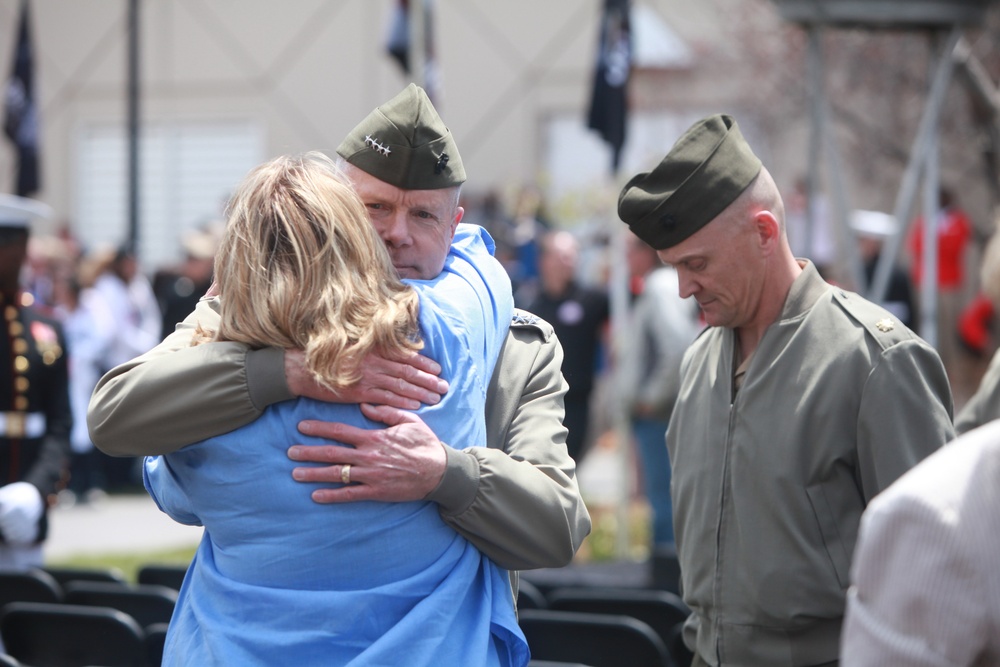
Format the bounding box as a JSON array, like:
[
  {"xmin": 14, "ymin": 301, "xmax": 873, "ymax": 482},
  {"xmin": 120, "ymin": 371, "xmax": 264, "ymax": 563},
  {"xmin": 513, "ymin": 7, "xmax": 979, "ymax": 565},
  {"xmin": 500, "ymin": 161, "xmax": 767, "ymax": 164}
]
[
  {"xmin": 517, "ymin": 578, "xmax": 548, "ymax": 611},
  {"xmin": 650, "ymin": 544, "xmax": 682, "ymax": 595},
  {"xmin": 42, "ymin": 565, "xmax": 128, "ymax": 588},
  {"xmin": 145, "ymin": 621, "xmax": 169, "ymax": 666},
  {"xmin": 519, "ymin": 609, "xmax": 673, "ymax": 667},
  {"xmin": 1, "ymin": 601, "xmax": 147, "ymax": 667},
  {"xmin": 136, "ymin": 563, "xmax": 188, "ymax": 591},
  {"xmin": 0, "ymin": 653, "xmax": 21, "ymax": 667},
  {"xmin": 669, "ymin": 622, "xmax": 694, "ymax": 667},
  {"xmin": 64, "ymin": 581, "xmax": 178, "ymax": 629},
  {"xmin": 547, "ymin": 586, "xmax": 690, "ymax": 648},
  {"xmin": 0, "ymin": 569, "xmax": 62, "ymax": 608}
]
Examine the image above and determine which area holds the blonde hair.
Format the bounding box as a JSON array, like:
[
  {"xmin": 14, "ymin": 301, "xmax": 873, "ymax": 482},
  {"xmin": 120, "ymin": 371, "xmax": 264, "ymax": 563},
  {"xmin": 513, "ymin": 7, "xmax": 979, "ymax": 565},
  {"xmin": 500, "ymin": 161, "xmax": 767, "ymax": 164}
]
[{"xmin": 201, "ymin": 151, "xmax": 421, "ymax": 390}]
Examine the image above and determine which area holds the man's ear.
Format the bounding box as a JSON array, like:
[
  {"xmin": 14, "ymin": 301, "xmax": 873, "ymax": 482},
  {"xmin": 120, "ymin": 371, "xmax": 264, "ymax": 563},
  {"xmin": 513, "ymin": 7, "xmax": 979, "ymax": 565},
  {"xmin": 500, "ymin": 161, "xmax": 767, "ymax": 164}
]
[
  {"xmin": 754, "ymin": 210, "xmax": 781, "ymax": 252},
  {"xmin": 451, "ymin": 206, "xmax": 464, "ymax": 239}
]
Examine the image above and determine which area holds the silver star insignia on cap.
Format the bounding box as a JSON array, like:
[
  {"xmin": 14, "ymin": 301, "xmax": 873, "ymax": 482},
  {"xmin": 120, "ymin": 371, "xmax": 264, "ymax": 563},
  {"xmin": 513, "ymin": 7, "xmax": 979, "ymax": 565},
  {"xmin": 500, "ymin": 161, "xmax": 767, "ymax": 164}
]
[
  {"xmin": 875, "ymin": 318, "xmax": 895, "ymax": 332},
  {"xmin": 364, "ymin": 135, "xmax": 391, "ymax": 157}
]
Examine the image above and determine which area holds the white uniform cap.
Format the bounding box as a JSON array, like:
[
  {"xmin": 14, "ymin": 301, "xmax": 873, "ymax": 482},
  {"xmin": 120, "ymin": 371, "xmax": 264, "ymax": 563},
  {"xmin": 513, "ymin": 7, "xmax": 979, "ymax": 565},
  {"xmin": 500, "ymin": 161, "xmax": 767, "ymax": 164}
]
[
  {"xmin": 849, "ymin": 210, "xmax": 898, "ymax": 240},
  {"xmin": 0, "ymin": 193, "xmax": 53, "ymax": 231}
]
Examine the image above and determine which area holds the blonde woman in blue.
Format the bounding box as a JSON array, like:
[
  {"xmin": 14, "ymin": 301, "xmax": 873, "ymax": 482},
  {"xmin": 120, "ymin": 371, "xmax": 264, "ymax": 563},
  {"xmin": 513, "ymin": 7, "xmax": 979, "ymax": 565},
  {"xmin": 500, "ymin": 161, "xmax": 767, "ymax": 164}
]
[{"xmin": 144, "ymin": 152, "xmax": 527, "ymax": 666}]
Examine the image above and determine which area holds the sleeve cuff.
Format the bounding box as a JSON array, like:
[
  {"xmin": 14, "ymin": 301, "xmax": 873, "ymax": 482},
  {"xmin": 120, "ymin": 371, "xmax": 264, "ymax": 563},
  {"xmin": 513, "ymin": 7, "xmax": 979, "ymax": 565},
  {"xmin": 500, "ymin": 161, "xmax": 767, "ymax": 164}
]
[
  {"xmin": 426, "ymin": 446, "xmax": 480, "ymax": 516},
  {"xmin": 246, "ymin": 347, "xmax": 294, "ymax": 410}
]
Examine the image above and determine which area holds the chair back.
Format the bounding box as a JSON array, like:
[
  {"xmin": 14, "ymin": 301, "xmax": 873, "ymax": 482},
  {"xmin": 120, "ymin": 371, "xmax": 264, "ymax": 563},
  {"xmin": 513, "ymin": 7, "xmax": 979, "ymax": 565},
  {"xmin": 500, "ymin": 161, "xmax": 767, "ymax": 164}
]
[
  {"xmin": 518, "ymin": 609, "xmax": 673, "ymax": 667},
  {"xmin": 145, "ymin": 621, "xmax": 169, "ymax": 666},
  {"xmin": 0, "ymin": 569, "xmax": 62, "ymax": 608},
  {"xmin": 0, "ymin": 601, "xmax": 146, "ymax": 667},
  {"xmin": 651, "ymin": 544, "xmax": 682, "ymax": 594},
  {"xmin": 517, "ymin": 578, "xmax": 548, "ymax": 611},
  {"xmin": 42, "ymin": 566, "xmax": 127, "ymax": 588},
  {"xmin": 64, "ymin": 581, "xmax": 178, "ymax": 629},
  {"xmin": 136, "ymin": 563, "xmax": 188, "ymax": 591},
  {"xmin": 547, "ymin": 587, "xmax": 689, "ymax": 647}
]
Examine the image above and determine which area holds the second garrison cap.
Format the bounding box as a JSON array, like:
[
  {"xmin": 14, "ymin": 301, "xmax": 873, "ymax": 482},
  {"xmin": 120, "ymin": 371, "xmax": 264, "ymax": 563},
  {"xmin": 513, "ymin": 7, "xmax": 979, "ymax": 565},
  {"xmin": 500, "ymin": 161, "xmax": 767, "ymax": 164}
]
[
  {"xmin": 617, "ymin": 114, "xmax": 762, "ymax": 250},
  {"xmin": 0, "ymin": 193, "xmax": 53, "ymax": 233},
  {"xmin": 336, "ymin": 84, "xmax": 465, "ymax": 190}
]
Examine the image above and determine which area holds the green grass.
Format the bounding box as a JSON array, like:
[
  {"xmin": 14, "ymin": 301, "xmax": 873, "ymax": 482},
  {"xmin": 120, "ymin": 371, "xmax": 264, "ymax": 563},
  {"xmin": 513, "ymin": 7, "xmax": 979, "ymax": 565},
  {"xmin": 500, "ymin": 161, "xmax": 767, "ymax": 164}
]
[{"xmin": 45, "ymin": 545, "xmax": 197, "ymax": 584}]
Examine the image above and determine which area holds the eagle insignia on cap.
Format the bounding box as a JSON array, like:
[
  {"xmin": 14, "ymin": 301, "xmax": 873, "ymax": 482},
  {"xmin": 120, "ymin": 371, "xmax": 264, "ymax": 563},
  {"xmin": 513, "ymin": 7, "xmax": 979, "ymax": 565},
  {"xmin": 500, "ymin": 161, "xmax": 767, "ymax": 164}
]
[
  {"xmin": 435, "ymin": 153, "xmax": 449, "ymax": 175},
  {"xmin": 875, "ymin": 318, "xmax": 895, "ymax": 333},
  {"xmin": 364, "ymin": 135, "xmax": 391, "ymax": 157}
]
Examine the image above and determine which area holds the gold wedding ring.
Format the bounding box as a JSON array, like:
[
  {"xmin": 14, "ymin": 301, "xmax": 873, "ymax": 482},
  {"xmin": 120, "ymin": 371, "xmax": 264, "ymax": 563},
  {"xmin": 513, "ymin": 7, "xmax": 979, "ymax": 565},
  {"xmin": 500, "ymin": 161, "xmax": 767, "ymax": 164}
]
[{"xmin": 341, "ymin": 464, "xmax": 351, "ymax": 485}]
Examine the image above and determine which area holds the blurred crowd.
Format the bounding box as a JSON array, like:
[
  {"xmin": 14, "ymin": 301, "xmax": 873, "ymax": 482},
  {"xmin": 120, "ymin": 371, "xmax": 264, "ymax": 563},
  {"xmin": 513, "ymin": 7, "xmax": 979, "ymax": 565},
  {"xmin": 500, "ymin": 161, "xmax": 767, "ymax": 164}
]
[{"xmin": 19, "ymin": 224, "xmax": 220, "ymax": 503}]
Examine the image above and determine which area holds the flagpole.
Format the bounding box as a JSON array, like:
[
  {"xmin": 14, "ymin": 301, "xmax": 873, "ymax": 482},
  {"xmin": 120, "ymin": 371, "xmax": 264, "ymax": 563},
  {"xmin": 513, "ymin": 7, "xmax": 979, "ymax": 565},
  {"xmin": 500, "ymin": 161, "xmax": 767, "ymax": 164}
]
[
  {"xmin": 127, "ymin": 0, "xmax": 141, "ymax": 252},
  {"xmin": 409, "ymin": 0, "xmax": 426, "ymax": 92}
]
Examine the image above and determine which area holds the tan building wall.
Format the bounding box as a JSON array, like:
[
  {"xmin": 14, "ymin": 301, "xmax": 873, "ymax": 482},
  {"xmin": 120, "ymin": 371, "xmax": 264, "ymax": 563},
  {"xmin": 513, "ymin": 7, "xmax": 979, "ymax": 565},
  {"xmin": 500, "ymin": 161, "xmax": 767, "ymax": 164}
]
[{"xmin": 0, "ymin": 0, "xmax": 608, "ymax": 268}]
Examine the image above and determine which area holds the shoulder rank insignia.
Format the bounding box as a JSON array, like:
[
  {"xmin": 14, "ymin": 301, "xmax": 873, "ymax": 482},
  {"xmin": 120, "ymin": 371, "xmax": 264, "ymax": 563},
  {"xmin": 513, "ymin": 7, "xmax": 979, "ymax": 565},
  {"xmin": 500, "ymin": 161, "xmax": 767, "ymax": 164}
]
[
  {"xmin": 512, "ymin": 311, "xmax": 539, "ymax": 326},
  {"xmin": 875, "ymin": 318, "xmax": 895, "ymax": 333}
]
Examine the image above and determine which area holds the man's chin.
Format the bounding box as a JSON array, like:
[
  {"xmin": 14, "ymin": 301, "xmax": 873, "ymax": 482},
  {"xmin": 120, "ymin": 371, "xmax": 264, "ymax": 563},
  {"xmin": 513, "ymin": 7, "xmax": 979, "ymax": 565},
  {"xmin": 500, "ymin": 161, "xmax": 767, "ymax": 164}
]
[{"xmin": 393, "ymin": 265, "xmax": 421, "ymax": 280}]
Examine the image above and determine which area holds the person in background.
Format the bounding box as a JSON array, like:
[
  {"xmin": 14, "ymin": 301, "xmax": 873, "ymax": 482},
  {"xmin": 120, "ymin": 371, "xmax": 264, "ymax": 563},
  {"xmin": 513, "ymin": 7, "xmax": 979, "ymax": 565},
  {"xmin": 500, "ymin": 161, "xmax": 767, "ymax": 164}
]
[
  {"xmin": 154, "ymin": 226, "xmax": 219, "ymax": 340},
  {"xmin": 525, "ymin": 230, "xmax": 609, "ymax": 462},
  {"xmin": 785, "ymin": 175, "xmax": 836, "ymax": 279},
  {"xmin": 619, "ymin": 231, "xmax": 700, "ymax": 550},
  {"xmin": 92, "ymin": 243, "xmax": 162, "ymax": 370},
  {"xmin": 908, "ymin": 186, "xmax": 973, "ymax": 370},
  {"xmin": 88, "ymin": 84, "xmax": 590, "ymax": 588},
  {"xmin": 89, "ymin": 243, "xmax": 162, "ymax": 490},
  {"xmin": 954, "ymin": 219, "xmax": 1000, "ymax": 434},
  {"xmin": 617, "ymin": 113, "xmax": 954, "ymax": 666},
  {"xmin": 841, "ymin": 421, "xmax": 1000, "ymax": 666},
  {"xmin": 850, "ymin": 209, "xmax": 918, "ymax": 332},
  {"xmin": 52, "ymin": 270, "xmax": 113, "ymax": 502},
  {"xmin": 0, "ymin": 194, "xmax": 72, "ymax": 570}
]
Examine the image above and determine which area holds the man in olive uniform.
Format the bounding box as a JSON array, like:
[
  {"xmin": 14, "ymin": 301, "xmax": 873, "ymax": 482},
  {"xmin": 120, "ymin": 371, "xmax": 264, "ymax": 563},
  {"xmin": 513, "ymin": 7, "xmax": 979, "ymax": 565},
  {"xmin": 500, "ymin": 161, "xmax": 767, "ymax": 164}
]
[
  {"xmin": 617, "ymin": 114, "xmax": 955, "ymax": 666},
  {"xmin": 88, "ymin": 84, "xmax": 590, "ymax": 582},
  {"xmin": 0, "ymin": 194, "xmax": 71, "ymax": 570}
]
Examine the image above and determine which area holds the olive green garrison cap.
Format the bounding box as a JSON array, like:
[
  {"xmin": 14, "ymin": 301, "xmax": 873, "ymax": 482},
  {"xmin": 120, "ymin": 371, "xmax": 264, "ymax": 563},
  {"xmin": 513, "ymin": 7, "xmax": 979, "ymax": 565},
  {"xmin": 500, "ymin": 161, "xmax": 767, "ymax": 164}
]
[
  {"xmin": 617, "ymin": 114, "xmax": 762, "ymax": 249},
  {"xmin": 336, "ymin": 83, "xmax": 465, "ymax": 190}
]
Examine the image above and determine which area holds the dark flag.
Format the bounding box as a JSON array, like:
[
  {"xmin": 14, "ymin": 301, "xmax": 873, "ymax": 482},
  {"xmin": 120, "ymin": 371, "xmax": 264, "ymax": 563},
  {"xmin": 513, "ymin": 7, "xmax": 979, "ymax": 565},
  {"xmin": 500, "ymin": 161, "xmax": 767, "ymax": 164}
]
[
  {"xmin": 3, "ymin": 0, "xmax": 39, "ymax": 197},
  {"xmin": 4, "ymin": 0, "xmax": 39, "ymax": 196},
  {"xmin": 386, "ymin": 0, "xmax": 410, "ymax": 73},
  {"xmin": 587, "ymin": 0, "xmax": 631, "ymax": 174},
  {"xmin": 384, "ymin": 0, "xmax": 439, "ymax": 103}
]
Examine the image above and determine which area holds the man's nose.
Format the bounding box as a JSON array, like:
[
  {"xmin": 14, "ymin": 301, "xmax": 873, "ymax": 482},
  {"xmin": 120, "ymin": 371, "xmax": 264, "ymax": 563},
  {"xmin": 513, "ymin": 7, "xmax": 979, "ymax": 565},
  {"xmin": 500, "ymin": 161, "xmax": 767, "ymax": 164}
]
[
  {"xmin": 677, "ymin": 271, "xmax": 697, "ymax": 299},
  {"xmin": 380, "ymin": 212, "xmax": 411, "ymax": 247}
]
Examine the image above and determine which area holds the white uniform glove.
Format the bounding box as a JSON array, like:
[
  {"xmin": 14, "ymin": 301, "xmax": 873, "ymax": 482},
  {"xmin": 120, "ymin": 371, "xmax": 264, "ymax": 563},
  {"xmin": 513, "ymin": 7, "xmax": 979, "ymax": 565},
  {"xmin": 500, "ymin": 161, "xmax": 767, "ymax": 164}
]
[{"xmin": 0, "ymin": 481, "xmax": 44, "ymax": 545}]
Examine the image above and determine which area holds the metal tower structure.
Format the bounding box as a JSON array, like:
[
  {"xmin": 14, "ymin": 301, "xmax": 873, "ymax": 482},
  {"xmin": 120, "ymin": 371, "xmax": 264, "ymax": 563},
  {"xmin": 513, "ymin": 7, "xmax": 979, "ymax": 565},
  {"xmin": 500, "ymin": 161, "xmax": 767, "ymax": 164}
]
[{"xmin": 772, "ymin": 0, "xmax": 998, "ymax": 347}]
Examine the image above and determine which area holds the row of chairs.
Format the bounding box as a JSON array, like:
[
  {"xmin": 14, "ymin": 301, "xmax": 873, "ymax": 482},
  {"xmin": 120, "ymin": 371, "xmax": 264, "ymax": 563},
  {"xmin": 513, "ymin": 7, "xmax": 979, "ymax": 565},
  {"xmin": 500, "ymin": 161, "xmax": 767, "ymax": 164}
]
[
  {"xmin": 4, "ymin": 566, "xmax": 689, "ymax": 666},
  {"xmin": 516, "ymin": 582, "xmax": 693, "ymax": 667},
  {"xmin": 1, "ymin": 565, "xmax": 187, "ymax": 667}
]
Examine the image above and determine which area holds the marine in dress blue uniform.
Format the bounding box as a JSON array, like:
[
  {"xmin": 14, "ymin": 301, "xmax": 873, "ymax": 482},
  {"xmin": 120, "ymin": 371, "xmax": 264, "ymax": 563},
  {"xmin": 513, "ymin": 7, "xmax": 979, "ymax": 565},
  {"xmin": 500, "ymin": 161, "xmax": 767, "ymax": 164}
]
[{"xmin": 0, "ymin": 194, "xmax": 71, "ymax": 570}]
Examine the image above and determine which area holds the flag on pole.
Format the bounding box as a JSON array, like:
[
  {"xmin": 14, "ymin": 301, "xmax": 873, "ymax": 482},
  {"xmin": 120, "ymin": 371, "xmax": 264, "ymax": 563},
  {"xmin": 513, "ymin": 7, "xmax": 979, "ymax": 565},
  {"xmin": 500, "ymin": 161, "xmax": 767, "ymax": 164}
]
[
  {"xmin": 386, "ymin": 0, "xmax": 410, "ymax": 73},
  {"xmin": 4, "ymin": 0, "xmax": 40, "ymax": 196},
  {"xmin": 384, "ymin": 0, "xmax": 439, "ymax": 104},
  {"xmin": 587, "ymin": 0, "xmax": 631, "ymax": 174}
]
